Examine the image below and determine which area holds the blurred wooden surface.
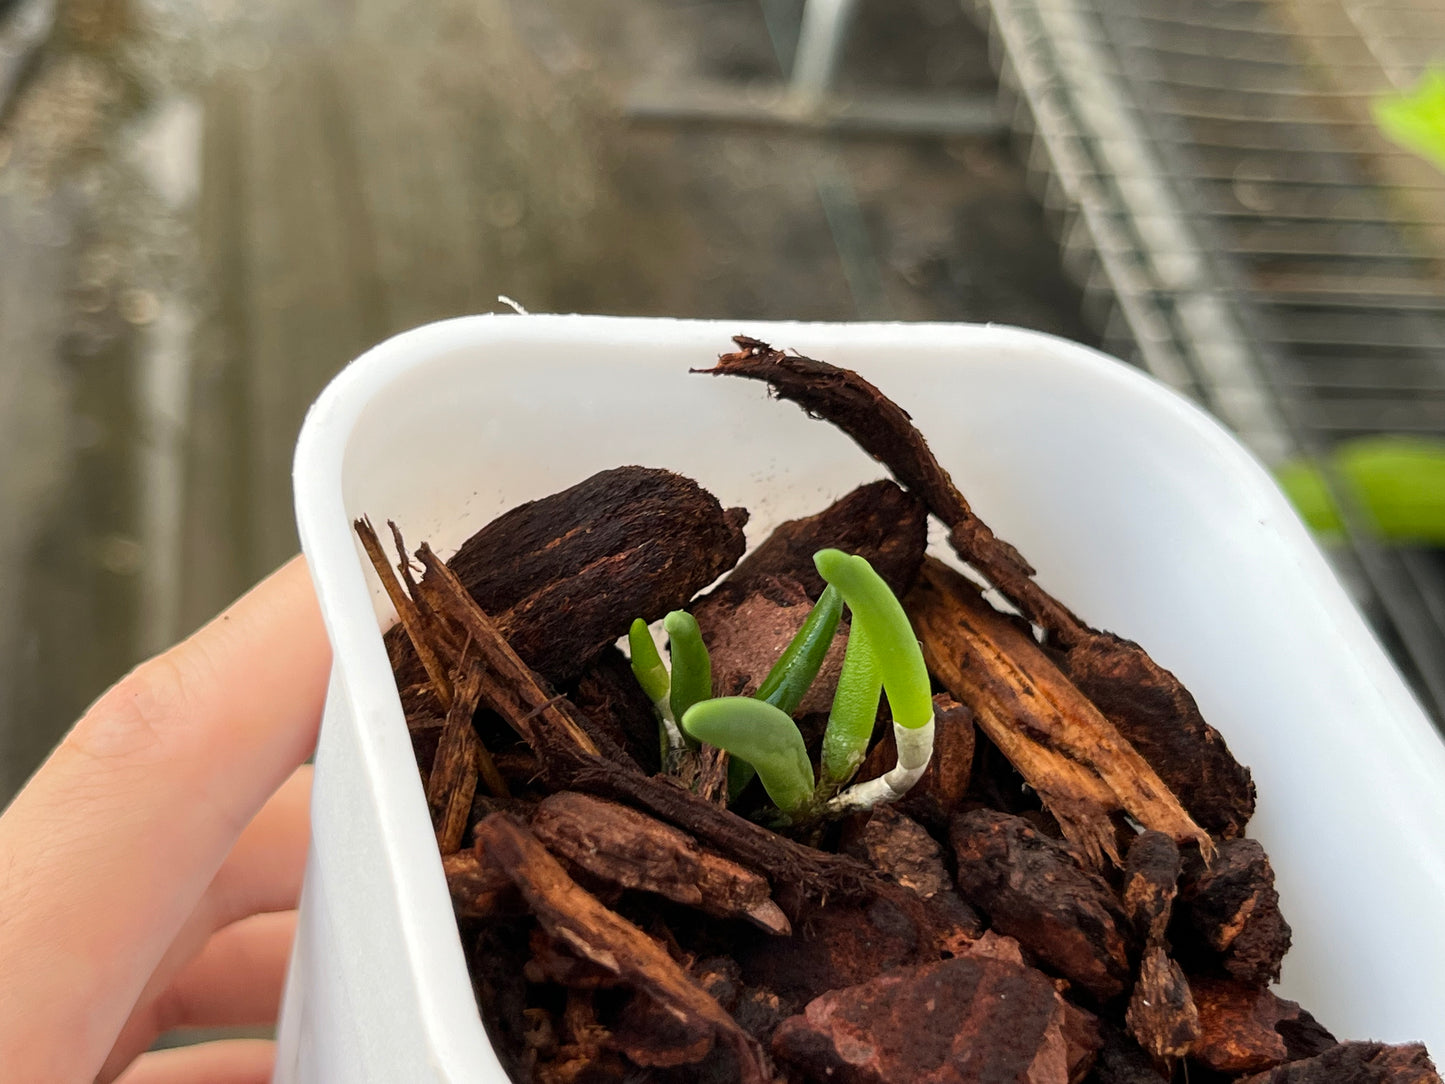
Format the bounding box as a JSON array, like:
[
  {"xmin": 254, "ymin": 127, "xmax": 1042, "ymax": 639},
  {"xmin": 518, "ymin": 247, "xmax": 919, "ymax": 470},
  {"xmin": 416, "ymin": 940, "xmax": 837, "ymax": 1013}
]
[{"xmin": 0, "ymin": 0, "xmax": 1095, "ymax": 797}]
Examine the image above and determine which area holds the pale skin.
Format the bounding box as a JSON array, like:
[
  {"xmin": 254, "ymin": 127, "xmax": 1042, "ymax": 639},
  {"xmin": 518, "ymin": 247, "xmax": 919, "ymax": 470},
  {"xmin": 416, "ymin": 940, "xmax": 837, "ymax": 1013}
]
[{"xmin": 0, "ymin": 557, "xmax": 330, "ymax": 1083}]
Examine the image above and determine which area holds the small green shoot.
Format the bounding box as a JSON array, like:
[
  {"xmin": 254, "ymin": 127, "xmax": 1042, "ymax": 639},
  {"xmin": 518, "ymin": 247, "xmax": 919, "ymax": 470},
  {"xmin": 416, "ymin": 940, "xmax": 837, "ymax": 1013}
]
[
  {"xmin": 812, "ymin": 549, "xmax": 935, "ymax": 815},
  {"xmin": 681, "ymin": 698, "xmax": 815, "ymax": 815},
  {"xmin": 819, "ymin": 621, "xmax": 882, "ymax": 788},
  {"xmin": 628, "ymin": 618, "xmax": 670, "ymax": 705},
  {"xmin": 812, "ymin": 549, "xmax": 932, "ymax": 730},
  {"xmin": 663, "ymin": 610, "xmax": 712, "ymax": 724}
]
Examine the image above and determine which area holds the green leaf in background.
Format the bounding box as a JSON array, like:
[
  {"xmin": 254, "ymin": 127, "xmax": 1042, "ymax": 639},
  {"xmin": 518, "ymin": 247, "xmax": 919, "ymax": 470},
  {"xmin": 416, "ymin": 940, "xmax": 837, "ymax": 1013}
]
[
  {"xmin": 1276, "ymin": 437, "xmax": 1445, "ymax": 544},
  {"xmin": 754, "ymin": 584, "xmax": 843, "ymax": 715},
  {"xmin": 1374, "ymin": 68, "xmax": 1445, "ymax": 173}
]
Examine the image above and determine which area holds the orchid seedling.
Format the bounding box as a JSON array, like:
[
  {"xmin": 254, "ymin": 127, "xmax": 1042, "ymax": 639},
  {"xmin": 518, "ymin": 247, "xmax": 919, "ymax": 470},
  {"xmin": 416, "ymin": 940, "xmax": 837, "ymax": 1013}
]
[
  {"xmin": 628, "ymin": 610, "xmax": 711, "ymax": 770},
  {"xmin": 628, "ymin": 551, "xmax": 935, "ymax": 823}
]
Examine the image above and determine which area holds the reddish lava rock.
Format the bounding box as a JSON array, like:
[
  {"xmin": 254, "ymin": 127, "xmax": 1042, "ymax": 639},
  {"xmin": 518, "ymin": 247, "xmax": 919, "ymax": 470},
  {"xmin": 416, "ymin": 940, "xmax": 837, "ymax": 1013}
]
[{"xmin": 771, "ymin": 955, "xmax": 1072, "ymax": 1084}]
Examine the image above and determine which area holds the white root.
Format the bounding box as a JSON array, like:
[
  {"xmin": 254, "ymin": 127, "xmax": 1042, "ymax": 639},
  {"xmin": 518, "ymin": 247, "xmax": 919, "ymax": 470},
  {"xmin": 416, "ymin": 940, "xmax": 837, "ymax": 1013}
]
[
  {"xmin": 821, "ymin": 716, "xmax": 935, "ymax": 815},
  {"xmin": 654, "ymin": 697, "xmax": 688, "ymax": 759}
]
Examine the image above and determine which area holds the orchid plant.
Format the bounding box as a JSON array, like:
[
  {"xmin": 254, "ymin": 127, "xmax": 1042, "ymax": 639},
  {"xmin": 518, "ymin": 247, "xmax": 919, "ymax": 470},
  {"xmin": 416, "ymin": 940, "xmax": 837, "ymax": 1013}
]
[{"xmin": 628, "ymin": 549, "xmax": 935, "ymax": 824}]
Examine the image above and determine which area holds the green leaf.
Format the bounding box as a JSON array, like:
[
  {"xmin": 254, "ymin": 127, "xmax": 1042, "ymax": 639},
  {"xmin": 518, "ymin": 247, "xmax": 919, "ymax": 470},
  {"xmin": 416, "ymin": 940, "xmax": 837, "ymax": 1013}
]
[
  {"xmin": 820, "ymin": 621, "xmax": 882, "ymax": 787},
  {"xmin": 681, "ymin": 698, "xmax": 815, "ymax": 815},
  {"xmin": 1276, "ymin": 437, "xmax": 1445, "ymax": 544},
  {"xmin": 813, "ymin": 549, "xmax": 932, "ymax": 730},
  {"xmin": 628, "ymin": 618, "xmax": 670, "ymax": 705},
  {"xmin": 755, "ymin": 584, "xmax": 844, "ymax": 714},
  {"xmin": 663, "ymin": 610, "xmax": 712, "ymax": 723},
  {"xmin": 1375, "ymin": 68, "xmax": 1445, "ymax": 174}
]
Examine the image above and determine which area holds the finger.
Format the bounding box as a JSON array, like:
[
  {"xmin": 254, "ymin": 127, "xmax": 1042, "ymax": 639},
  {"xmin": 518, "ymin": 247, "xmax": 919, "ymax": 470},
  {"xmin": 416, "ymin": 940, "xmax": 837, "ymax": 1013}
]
[
  {"xmin": 101, "ymin": 911, "xmax": 297, "ymax": 1082},
  {"xmin": 202, "ymin": 763, "xmax": 312, "ymax": 924},
  {"xmin": 157, "ymin": 911, "xmax": 296, "ymax": 1031},
  {"xmin": 0, "ymin": 557, "xmax": 329, "ymax": 1083},
  {"xmin": 101, "ymin": 767, "xmax": 309, "ymax": 1080},
  {"xmin": 113, "ymin": 1040, "xmax": 274, "ymax": 1084},
  {"xmin": 103, "ymin": 768, "xmax": 309, "ymax": 1081}
]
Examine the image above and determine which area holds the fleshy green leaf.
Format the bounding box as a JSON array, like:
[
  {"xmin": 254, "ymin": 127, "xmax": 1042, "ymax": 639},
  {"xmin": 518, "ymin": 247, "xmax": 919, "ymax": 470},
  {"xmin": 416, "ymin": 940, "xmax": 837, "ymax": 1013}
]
[
  {"xmin": 813, "ymin": 549, "xmax": 932, "ymax": 729},
  {"xmin": 627, "ymin": 618, "xmax": 670, "ymax": 705},
  {"xmin": 663, "ymin": 610, "xmax": 712, "ymax": 723},
  {"xmin": 820, "ymin": 621, "xmax": 882, "ymax": 787},
  {"xmin": 681, "ymin": 698, "xmax": 815, "ymax": 815}
]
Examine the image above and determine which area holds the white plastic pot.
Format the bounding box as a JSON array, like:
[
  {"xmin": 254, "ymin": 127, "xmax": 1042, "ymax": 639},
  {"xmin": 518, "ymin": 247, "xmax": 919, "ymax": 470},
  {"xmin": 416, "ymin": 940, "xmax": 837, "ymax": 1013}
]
[{"xmin": 279, "ymin": 314, "xmax": 1445, "ymax": 1082}]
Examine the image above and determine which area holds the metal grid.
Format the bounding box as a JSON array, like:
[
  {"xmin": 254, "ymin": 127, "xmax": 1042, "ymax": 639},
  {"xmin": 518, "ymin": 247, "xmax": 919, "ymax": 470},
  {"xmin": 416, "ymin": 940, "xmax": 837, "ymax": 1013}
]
[{"xmin": 970, "ymin": 0, "xmax": 1445, "ymax": 723}]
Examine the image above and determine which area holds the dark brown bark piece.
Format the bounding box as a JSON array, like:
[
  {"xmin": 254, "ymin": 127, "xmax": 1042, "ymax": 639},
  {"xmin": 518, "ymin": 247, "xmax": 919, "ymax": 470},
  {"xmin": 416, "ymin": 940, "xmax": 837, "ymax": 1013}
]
[
  {"xmin": 1189, "ymin": 978, "xmax": 1311, "ymax": 1075},
  {"xmin": 704, "ymin": 338, "xmax": 1255, "ymax": 840},
  {"xmin": 912, "ymin": 559, "xmax": 1209, "ymax": 867},
  {"xmin": 1277, "ymin": 1009, "xmax": 1338, "ymax": 1062},
  {"xmin": 358, "ymin": 515, "xmax": 456, "ymax": 707},
  {"xmin": 733, "ymin": 985, "xmax": 794, "ymax": 1047},
  {"xmin": 1059, "ymin": 632, "xmax": 1256, "ymax": 839},
  {"xmin": 385, "ymin": 466, "xmax": 747, "ymax": 687},
  {"xmin": 1122, "ymin": 831, "xmax": 1181, "ymax": 948},
  {"xmin": 1236, "ymin": 1043, "xmax": 1442, "ymax": 1084},
  {"xmin": 1125, "ymin": 947, "xmax": 1199, "ymax": 1064},
  {"xmin": 1173, "ymin": 839, "xmax": 1291, "ymax": 985},
  {"xmin": 568, "ymin": 646, "xmax": 661, "ymax": 775},
  {"xmin": 572, "ymin": 764, "xmax": 879, "ymax": 909},
  {"xmin": 412, "ymin": 543, "xmax": 605, "ymax": 768},
  {"xmin": 847, "ymin": 805, "xmax": 983, "ymax": 951},
  {"xmin": 610, "ymin": 992, "xmax": 716, "ymax": 1068},
  {"xmin": 950, "ymin": 808, "xmax": 1131, "ymax": 1001},
  {"xmin": 536, "ymin": 990, "xmax": 626, "ymax": 1084},
  {"xmin": 735, "ymin": 895, "xmax": 928, "ymax": 1007},
  {"xmin": 474, "ymin": 814, "xmax": 769, "ymax": 1082},
  {"xmin": 1089, "ymin": 1025, "xmax": 1171, "ymax": 1084},
  {"xmin": 1062, "ymin": 1004, "xmax": 1105, "ymax": 1084},
  {"xmin": 451, "ymin": 466, "xmax": 746, "ymax": 682},
  {"xmin": 468, "ymin": 918, "xmax": 537, "ymax": 1083},
  {"xmin": 855, "ymin": 693, "xmax": 975, "ymax": 831},
  {"xmin": 852, "ymin": 805, "xmax": 955, "ymax": 901},
  {"xmin": 530, "ymin": 792, "xmax": 790, "ymax": 934},
  {"xmin": 771, "ymin": 955, "xmax": 1071, "ymax": 1084},
  {"xmin": 709, "ymin": 479, "xmax": 928, "ymax": 605}
]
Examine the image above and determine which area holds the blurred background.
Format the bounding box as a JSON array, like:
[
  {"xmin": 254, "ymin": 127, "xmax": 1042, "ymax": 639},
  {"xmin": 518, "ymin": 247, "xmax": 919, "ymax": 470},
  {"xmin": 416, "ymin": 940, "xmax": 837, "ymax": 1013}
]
[{"xmin": 1, "ymin": 0, "xmax": 1443, "ymax": 806}]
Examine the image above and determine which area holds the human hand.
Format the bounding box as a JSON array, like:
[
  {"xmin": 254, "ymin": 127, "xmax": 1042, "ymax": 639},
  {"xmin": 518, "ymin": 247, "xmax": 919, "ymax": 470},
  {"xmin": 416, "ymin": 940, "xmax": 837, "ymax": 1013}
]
[{"xmin": 0, "ymin": 557, "xmax": 331, "ymax": 1083}]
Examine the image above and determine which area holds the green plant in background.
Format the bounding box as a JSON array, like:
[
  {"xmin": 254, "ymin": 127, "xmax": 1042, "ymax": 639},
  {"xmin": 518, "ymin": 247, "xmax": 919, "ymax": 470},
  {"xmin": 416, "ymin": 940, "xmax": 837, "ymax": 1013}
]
[
  {"xmin": 1276, "ymin": 437, "xmax": 1445, "ymax": 545},
  {"xmin": 1375, "ymin": 67, "xmax": 1445, "ymax": 173},
  {"xmin": 629, "ymin": 550, "xmax": 936, "ymax": 824}
]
